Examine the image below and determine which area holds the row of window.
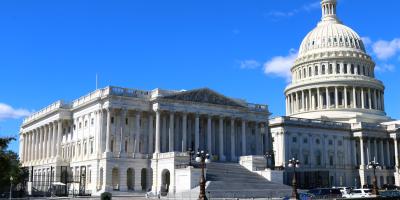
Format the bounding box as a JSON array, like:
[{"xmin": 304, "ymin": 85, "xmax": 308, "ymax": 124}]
[
  {"xmin": 291, "ymin": 152, "xmax": 345, "ymax": 166},
  {"xmin": 292, "ymin": 136, "xmax": 343, "ymax": 146},
  {"xmin": 62, "ymin": 139, "xmax": 94, "ymax": 159},
  {"xmin": 293, "ymin": 63, "xmax": 374, "ymax": 81},
  {"xmin": 303, "ymin": 36, "xmax": 365, "ymax": 52}
]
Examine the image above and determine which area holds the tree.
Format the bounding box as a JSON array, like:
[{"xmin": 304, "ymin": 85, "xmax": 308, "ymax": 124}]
[{"xmin": 0, "ymin": 137, "xmax": 28, "ymax": 194}]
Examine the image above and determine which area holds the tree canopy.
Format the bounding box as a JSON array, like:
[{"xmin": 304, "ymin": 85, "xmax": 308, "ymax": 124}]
[{"xmin": 0, "ymin": 137, "xmax": 28, "ymax": 192}]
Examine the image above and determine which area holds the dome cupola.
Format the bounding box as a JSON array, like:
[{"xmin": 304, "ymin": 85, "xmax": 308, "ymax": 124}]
[{"xmin": 284, "ymin": 0, "xmax": 389, "ymax": 123}]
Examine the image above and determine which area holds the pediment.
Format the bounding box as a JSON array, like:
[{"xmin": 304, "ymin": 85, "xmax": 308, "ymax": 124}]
[{"xmin": 163, "ymin": 88, "xmax": 245, "ymax": 108}]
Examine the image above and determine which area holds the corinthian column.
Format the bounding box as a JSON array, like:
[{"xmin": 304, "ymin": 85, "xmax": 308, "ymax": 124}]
[
  {"xmin": 207, "ymin": 116, "xmax": 212, "ymax": 154},
  {"xmin": 181, "ymin": 113, "xmax": 187, "ymax": 152},
  {"xmin": 155, "ymin": 110, "xmax": 161, "ymax": 154},
  {"xmin": 195, "ymin": 114, "xmax": 200, "ymax": 151},
  {"xmin": 105, "ymin": 108, "xmax": 112, "ymax": 153},
  {"xmin": 168, "ymin": 112, "xmax": 174, "ymax": 152},
  {"xmin": 230, "ymin": 119, "xmax": 236, "ymax": 161},
  {"xmin": 56, "ymin": 120, "xmax": 63, "ymax": 158},
  {"xmin": 241, "ymin": 120, "xmax": 246, "ymax": 156},
  {"xmin": 135, "ymin": 112, "xmax": 141, "ymax": 153},
  {"xmin": 219, "ymin": 116, "xmax": 225, "ymax": 161},
  {"xmin": 148, "ymin": 114, "xmax": 154, "ymax": 154}
]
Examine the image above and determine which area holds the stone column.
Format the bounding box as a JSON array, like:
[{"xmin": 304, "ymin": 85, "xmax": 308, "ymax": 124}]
[
  {"xmin": 353, "ymin": 87, "xmax": 357, "ymax": 108},
  {"xmin": 194, "ymin": 114, "xmax": 200, "ymax": 151},
  {"xmin": 374, "ymin": 90, "xmax": 378, "ymax": 110},
  {"xmin": 335, "ymin": 87, "xmax": 339, "ymax": 108},
  {"xmin": 161, "ymin": 114, "xmax": 167, "ymax": 152},
  {"xmin": 40, "ymin": 125, "xmax": 47, "ymax": 160},
  {"xmin": 326, "ymin": 87, "xmax": 330, "ymax": 109},
  {"xmin": 97, "ymin": 109, "xmax": 104, "ymax": 155},
  {"xmin": 380, "ymin": 139, "xmax": 385, "ymax": 167},
  {"xmin": 344, "ymin": 87, "xmax": 348, "ymax": 108},
  {"xmin": 33, "ymin": 130, "xmax": 37, "ymax": 161},
  {"xmin": 148, "ymin": 114, "xmax": 154, "ymax": 154},
  {"xmin": 308, "ymin": 89, "xmax": 312, "ymax": 111},
  {"xmin": 207, "ymin": 116, "xmax": 212, "ymax": 154},
  {"xmin": 394, "ymin": 138, "xmax": 399, "ymax": 171},
  {"xmin": 41, "ymin": 126, "xmax": 45, "ymax": 160},
  {"xmin": 360, "ymin": 137, "xmax": 365, "ymax": 168},
  {"xmin": 47, "ymin": 125, "xmax": 52, "ymax": 159},
  {"xmin": 135, "ymin": 112, "xmax": 141, "ymax": 153},
  {"xmin": 105, "ymin": 108, "xmax": 112, "ymax": 153},
  {"xmin": 168, "ymin": 112, "xmax": 174, "ymax": 152},
  {"xmin": 182, "ymin": 113, "xmax": 187, "ymax": 152},
  {"xmin": 241, "ymin": 120, "xmax": 246, "ymax": 156},
  {"xmin": 366, "ymin": 138, "xmax": 371, "ymax": 163},
  {"xmin": 368, "ymin": 88, "xmax": 372, "ymax": 109},
  {"xmin": 301, "ymin": 90, "xmax": 305, "ymax": 111},
  {"xmin": 230, "ymin": 119, "xmax": 236, "ymax": 160},
  {"xmin": 155, "ymin": 110, "xmax": 161, "ymax": 154},
  {"xmin": 317, "ymin": 88, "xmax": 321, "ymax": 109},
  {"xmin": 361, "ymin": 88, "xmax": 365, "ymax": 109},
  {"xmin": 352, "ymin": 139, "xmax": 357, "ymax": 166},
  {"xmin": 387, "ymin": 140, "xmax": 391, "ymax": 167},
  {"xmin": 219, "ymin": 117, "xmax": 225, "ymax": 161},
  {"xmin": 120, "ymin": 109, "xmax": 127, "ymax": 154}
]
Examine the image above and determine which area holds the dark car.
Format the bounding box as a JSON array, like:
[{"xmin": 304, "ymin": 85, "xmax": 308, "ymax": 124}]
[
  {"xmin": 283, "ymin": 193, "xmax": 316, "ymax": 200},
  {"xmin": 380, "ymin": 190, "xmax": 400, "ymax": 198},
  {"xmin": 382, "ymin": 184, "xmax": 400, "ymax": 190},
  {"xmin": 307, "ymin": 188, "xmax": 342, "ymax": 198}
]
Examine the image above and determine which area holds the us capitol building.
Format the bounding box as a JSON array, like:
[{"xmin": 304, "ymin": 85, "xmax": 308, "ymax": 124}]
[{"xmin": 18, "ymin": 0, "xmax": 400, "ymax": 197}]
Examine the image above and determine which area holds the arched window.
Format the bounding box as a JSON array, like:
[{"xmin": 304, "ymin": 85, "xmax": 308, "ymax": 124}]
[
  {"xmin": 309, "ymin": 67, "xmax": 312, "ymax": 77},
  {"xmin": 322, "ymin": 65, "xmax": 326, "ymax": 75},
  {"xmin": 315, "ymin": 66, "xmax": 319, "ymax": 75},
  {"xmin": 329, "ymin": 64, "xmax": 333, "ymax": 74},
  {"xmin": 351, "ymin": 65, "xmax": 355, "ymax": 74}
]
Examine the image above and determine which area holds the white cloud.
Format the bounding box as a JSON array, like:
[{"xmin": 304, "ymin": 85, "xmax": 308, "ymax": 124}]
[
  {"xmin": 361, "ymin": 37, "xmax": 372, "ymax": 46},
  {"xmin": 372, "ymin": 38, "xmax": 400, "ymax": 60},
  {"xmin": 375, "ymin": 64, "xmax": 395, "ymax": 73},
  {"xmin": 268, "ymin": 1, "xmax": 320, "ymax": 19},
  {"xmin": 239, "ymin": 60, "xmax": 261, "ymax": 69},
  {"xmin": 0, "ymin": 103, "xmax": 31, "ymax": 120},
  {"xmin": 263, "ymin": 49, "xmax": 298, "ymax": 81}
]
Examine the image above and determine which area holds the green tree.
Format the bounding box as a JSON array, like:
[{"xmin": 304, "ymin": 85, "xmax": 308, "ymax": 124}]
[{"xmin": 0, "ymin": 137, "xmax": 28, "ymax": 193}]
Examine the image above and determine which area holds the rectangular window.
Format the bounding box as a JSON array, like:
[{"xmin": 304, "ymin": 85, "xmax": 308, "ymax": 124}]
[
  {"xmin": 90, "ymin": 141, "xmax": 94, "ymax": 154},
  {"xmin": 292, "ymin": 137, "xmax": 297, "ymax": 143},
  {"xmin": 91, "ymin": 118, "xmax": 94, "ymax": 125}
]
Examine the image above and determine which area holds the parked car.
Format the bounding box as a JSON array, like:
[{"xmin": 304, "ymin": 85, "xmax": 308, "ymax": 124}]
[
  {"xmin": 343, "ymin": 188, "xmax": 372, "ymax": 198},
  {"xmin": 382, "ymin": 184, "xmax": 400, "ymax": 190},
  {"xmin": 283, "ymin": 193, "xmax": 316, "ymax": 200},
  {"xmin": 380, "ymin": 190, "xmax": 400, "ymax": 198},
  {"xmin": 307, "ymin": 188, "xmax": 342, "ymax": 198}
]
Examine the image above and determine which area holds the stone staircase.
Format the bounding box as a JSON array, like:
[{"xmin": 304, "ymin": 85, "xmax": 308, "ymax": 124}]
[{"xmin": 204, "ymin": 162, "xmax": 292, "ymax": 198}]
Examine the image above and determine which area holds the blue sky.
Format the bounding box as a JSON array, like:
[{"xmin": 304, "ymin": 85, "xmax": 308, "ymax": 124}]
[{"xmin": 1, "ymin": 0, "xmax": 399, "ymax": 153}]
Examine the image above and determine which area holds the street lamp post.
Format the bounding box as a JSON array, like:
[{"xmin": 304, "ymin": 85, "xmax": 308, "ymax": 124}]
[
  {"xmin": 288, "ymin": 158, "xmax": 300, "ymax": 200},
  {"xmin": 264, "ymin": 151, "xmax": 275, "ymax": 169},
  {"xmin": 9, "ymin": 176, "xmax": 13, "ymax": 200},
  {"xmin": 195, "ymin": 150, "xmax": 211, "ymax": 200},
  {"xmin": 368, "ymin": 159, "xmax": 381, "ymax": 195}
]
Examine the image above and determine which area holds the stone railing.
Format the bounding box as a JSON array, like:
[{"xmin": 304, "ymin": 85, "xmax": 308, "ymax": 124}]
[
  {"xmin": 270, "ymin": 116, "xmax": 351, "ymax": 129},
  {"xmin": 72, "ymin": 89, "xmax": 103, "ymax": 108},
  {"xmin": 247, "ymin": 103, "xmax": 268, "ymax": 112},
  {"xmin": 351, "ymin": 122, "xmax": 387, "ymax": 131},
  {"xmin": 157, "ymin": 151, "xmax": 189, "ymax": 159},
  {"xmin": 107, "ymin": 86, "xmax": 150, "ymax": 98},
  {"xmin": 23, "ymin": 100, "xmax": 71, "ymax": 125},
  {"xmin": 289, "ymin": 74, "xmax": 384, "ymax": 88}
]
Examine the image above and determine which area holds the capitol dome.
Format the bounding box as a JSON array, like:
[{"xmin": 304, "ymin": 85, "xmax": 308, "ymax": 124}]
[
  {"xmin": 298, "ymin": 22, "xmax": 366, "ymax": 57},
  {"xmin": 284, "ymin": 0, "xmax": 390, "ymax": 123}
]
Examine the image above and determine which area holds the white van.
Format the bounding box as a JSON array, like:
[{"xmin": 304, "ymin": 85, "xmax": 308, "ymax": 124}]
[{"xmin": 343, "ymin": 189, "xmax": 372, "ymax": 198}]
